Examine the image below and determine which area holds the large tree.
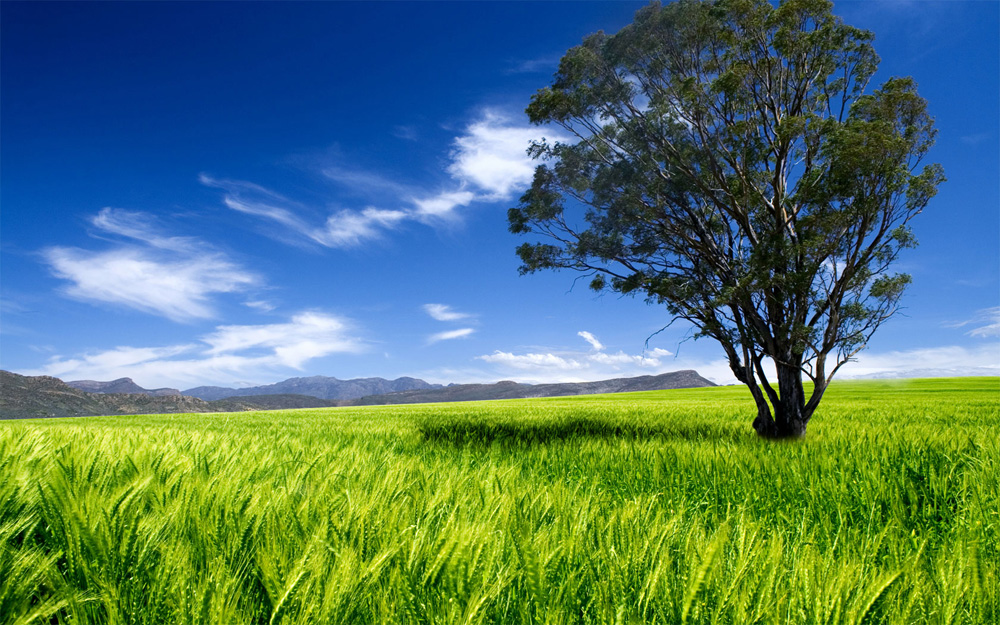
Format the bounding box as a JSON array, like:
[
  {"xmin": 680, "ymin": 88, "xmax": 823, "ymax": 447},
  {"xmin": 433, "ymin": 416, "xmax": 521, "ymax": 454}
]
[{"xmin": 509, "ymin": 0, "xmax": 943, "ymax": 438}]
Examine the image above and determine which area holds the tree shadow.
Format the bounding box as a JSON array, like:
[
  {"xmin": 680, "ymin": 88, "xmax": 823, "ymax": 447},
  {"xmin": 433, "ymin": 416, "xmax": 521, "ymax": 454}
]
[{"xmin": 417, "ymin": 416, "xmax": 748, "ymax": 447}]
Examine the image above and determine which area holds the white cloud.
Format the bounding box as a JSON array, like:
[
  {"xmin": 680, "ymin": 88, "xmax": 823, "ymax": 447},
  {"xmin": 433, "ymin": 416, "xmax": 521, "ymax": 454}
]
[
  {"xmin": 428, "ymin": 328, "xmax": 476, "ymax": 344},
  {"xmin": 669, "ymin": 342, "xmax": 1000, "ymax": 386},
  {"xmin": 423, "ymin": 303, "xmax": 473, "ymax": 322},
  {"xmin": 319, "ymin": 207, "xmax": 409, "ymax": 247},
  {"xmin": 35, "ymin": 345, "xmax": 196, "ymax": 380},
  {"xmin": 411, "ymin": 190, "xmax": 476, "ymax": 221},
  {"xmin": 447, "ymin": 110, "xmax": 552, "ymax": 199},
  {"xmin": 244, "ymin": 300, "xmax": 276, "ymax": 313},
  {"xmin": 44, "ymin": 209, "xmax": 258, "ymax": 322},
  {"xmin": 418, "ymin": 111, "xmax": 565, "ymax": 216},
  {"xmin": 476, "ymin": 332, "xmax": 679, "ymax": 382},
  {"xmin": 45, "ymin": 248, "xmax": 255, "ymax": 322},
  {"xmin": 474, "ymin": 328, "xmax": 1000, "ymax": 387},
  {"xmin": 478, "ymin": 350, "xmax": 583, "ymax": 371},
  {"xmin": 472, "ymin": 346, "xmax": 734, "ymax": 385},
  {"xmin": 203, "ymin": 311, "xmax": 361, "ymax": 365},
  {"xmin": 589, "ymin": 350, "xmax": 661, "ymax": 366},
  {"xmin": 839, "ymin": 343, "xmax": 1000, "ymax": 379},
  {"xmin": 578, "ymin": 331, "xmax": 604, "ymax": 351},
  {"xmin": 22, "ymin": 311, "xmax": 364, "ymax": 389},
  {"xmin": 90, "ymin": 207, "xmax": 198, "ymax": 252}
]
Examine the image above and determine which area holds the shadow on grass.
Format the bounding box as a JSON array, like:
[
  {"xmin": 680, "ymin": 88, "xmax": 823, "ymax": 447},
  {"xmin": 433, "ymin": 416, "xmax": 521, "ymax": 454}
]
[{"xmin": 418, "ymin": 416, "xmax": 748, "ymax": 447}]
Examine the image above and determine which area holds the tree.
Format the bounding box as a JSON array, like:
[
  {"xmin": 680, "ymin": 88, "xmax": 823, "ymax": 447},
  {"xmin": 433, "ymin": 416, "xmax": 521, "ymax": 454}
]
[{"xmin": 509, "ymin": 0, "xmax": 944, "ymax": 438}]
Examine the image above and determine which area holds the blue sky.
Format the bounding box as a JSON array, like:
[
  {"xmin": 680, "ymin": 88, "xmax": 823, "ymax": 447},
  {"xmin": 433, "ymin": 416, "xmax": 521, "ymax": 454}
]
[{"xmin": 2, "ymin": 1, "xmax": 997, "ymax": 390}]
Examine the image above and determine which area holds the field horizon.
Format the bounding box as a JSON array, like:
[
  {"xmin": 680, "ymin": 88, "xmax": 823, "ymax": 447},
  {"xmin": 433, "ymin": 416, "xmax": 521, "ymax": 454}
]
[{"xmin": 2, "ymin": 377, "xmax": 997, "ymax": 624}]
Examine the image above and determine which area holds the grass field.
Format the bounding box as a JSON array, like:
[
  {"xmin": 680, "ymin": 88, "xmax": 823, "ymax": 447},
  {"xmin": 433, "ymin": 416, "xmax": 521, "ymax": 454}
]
[{"xmin": 2, "ymin": 378, "xmax": 998, "ymax": 624}]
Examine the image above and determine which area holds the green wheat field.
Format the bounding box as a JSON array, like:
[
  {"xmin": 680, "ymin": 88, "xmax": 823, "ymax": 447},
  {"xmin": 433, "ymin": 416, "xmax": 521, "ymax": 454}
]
[{"xmin": 2, "ymin": 378, "xmax": 998, "ymax": 624}]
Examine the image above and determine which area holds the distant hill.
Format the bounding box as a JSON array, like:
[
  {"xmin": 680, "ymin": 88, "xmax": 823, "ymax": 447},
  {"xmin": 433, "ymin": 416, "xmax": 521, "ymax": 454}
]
[
  {"xmin": 67, "ymin": 377, "xmax": 181, "ymax": 397},
  {"xmin": 183, "ymin": 375, "xmax": 441, "ymax": 401},
  {"xmin": 1, "ymin": 371, "xmax": 210, "ymax": 419},
  {"xmin": 351, "ymin": 370, "xmax": 716, "ymax": 405}
]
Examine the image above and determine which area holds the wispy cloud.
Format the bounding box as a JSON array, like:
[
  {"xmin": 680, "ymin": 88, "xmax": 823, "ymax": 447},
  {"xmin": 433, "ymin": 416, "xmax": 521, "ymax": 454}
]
[
  {"xmin": 423, "ymin": 303, "xmax": 473, "ymax": 322},
  {"xmin": 43, "ymin": 208, "xmax": 258, "ymax": 322},
  {"xmin": 411, "ymin": 190, "xmax": 476, "ymax": 222},
  {"xmin": 577, "ymin": 330, "xmax": 604, "ymax": 351},
  {"xmin": 22, "ymin": 311, "xmax": 364, "ymax": 388},
  {"xmin": 504, "ymin": 54, "xmax": 562, "ymax": 75},
  {"xmin": 202, "ymin": 175, "xmax": 410, "ymax": 249},
  {"xmin": 244, "ymin": 300, "xmax": 277, "ymax": 313},
  {"xmin": 90, "ymin": 207, "xmax": 198, "ymax": 252},
  {"xmin": 321, "ymin": 165, "xmax": 417, "ymax": 199},
  {"xmin": 428, "ymin": 328, "xmax": 476, "ymax": 344},
  {"xmin": 222, "ymin": 196, "xmax": 313, "ymax": 237},
  {"xmin": 203, "ymin": 110, "xmax": 566, "ymax": 248},
  {"xmin": 945, "ymin": 307, "xmax": 1000, "ymax": 338},
  {"xmin": 200, "ymin": 176, "xmax": 306, "ymax": 224},
  {"xmin": 836, "ymin": 0, "xmax": 957, "ymax": 63},
  {"xmin": 960, "ymin": 132, "xmax": 990, "ymax": 146},
  {"xmin": 391, "ymin": 125, "xmax": 419, "ymax": 141},
  {"xmin": 424, "ymin": 303, "xmax": 477, "ymax": 345},
  {"xmin": 320, "ymin": 208, "xmax": 410, "ymax": 247}
]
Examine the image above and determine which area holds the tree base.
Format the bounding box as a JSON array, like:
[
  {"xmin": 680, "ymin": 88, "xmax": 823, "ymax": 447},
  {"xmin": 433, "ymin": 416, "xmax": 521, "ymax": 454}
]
[{"xmin": 752, "ymin": 415, "xmax": 808, "ymax": 440}]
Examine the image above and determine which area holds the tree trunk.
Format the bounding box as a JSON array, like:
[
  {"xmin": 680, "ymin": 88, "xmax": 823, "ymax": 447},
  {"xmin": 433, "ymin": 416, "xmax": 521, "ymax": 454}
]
[{"xmin": 752, "ymin": 361, "xmax": 810, "ymax": 439}]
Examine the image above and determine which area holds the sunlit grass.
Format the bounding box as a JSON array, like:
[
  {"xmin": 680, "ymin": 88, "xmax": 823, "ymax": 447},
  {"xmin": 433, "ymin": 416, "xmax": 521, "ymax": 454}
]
[{"xmin": 1, "ymin": 378, "xmax": 997, "ymax": 624}]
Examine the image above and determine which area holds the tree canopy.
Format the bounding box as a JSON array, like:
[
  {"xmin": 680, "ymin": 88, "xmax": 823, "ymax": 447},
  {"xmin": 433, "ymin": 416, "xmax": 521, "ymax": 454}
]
[{"xmin": 509, "ymin": 0, "xmax": 944, "ymax": 438}]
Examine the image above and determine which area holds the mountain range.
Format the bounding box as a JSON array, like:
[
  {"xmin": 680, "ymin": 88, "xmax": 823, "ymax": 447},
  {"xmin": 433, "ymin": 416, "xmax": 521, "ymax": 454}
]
[
  {"xmin": 1, "ymin": 369, "xmax": 716, "ymax": 419},
  {"xmin": 182, "ymin": 375, "xmax": 441, "ymax": 401},
  {"xmin": 1, "ymin": 371, "xmax": 349, "ymax": 420},
  {"xmin": 352, "ymin": 370, "xmax": 715, "ymax": 405}
]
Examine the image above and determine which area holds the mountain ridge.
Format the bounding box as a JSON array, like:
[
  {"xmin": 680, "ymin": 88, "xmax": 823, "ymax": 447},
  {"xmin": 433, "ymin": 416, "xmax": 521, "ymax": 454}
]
[{"xmin": 67, "ymin": 377, "xmax": 181, "ymax": 397}]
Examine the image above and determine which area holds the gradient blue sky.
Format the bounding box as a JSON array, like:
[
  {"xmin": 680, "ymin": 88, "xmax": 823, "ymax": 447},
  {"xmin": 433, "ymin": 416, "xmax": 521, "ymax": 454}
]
[{"xmin": 2, "ymin": 1, "xmax": 997, "ymax": 390}]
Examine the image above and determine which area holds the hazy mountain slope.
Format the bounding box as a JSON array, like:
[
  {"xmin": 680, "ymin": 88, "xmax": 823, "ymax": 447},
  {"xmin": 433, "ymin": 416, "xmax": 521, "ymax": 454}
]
[
  {"xmin": 184, "ymin": 375, "xmax": 441, "ymax": 401},
  {"xmin": 2, "ymin": 372, "xmax": 348, "ymax": 418},
  {"xmin": 208, "ymin": 394, "xmax": 341, "ymax": 411}
]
